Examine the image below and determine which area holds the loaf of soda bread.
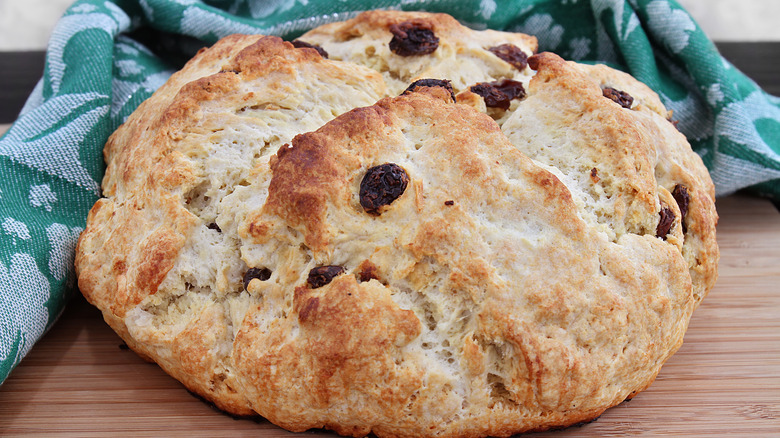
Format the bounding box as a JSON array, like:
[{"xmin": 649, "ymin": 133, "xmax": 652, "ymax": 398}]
[{"xmin": 75, "ymin": 10, "xmax": 718, "ymax": 437}]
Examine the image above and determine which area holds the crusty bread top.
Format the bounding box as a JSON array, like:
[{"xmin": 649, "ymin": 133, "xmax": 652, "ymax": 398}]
[
  {"xmin": 300, "ymin": 10, "xmax": 538, "ymax": 94},
  {"xmin": 231, "ymin": 86, "xmax": 697, "ymax": 436},
  {"xmin": 76, "ymin": 33, "xmax": 389, "ymax": 417},
  {"xmin": 75, "ymin": 10, "xmax": 718, "ymax": 438},
  {"xmin": 497, "ymin": 53, "xmax": 717, "ymax": 305}
]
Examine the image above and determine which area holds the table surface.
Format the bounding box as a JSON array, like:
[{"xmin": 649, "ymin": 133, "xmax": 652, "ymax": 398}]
[
  {"xmin": 0, "ymin": 170, "xmax": 779, "ymax": 436},
  {"xmin": 2, "ymin": 41, "xmax": 780, "ymax": 437}
]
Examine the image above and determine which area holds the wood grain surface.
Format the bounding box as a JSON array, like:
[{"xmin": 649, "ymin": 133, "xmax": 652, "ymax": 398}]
[{"xmin": 0, "ymin": 195, "xmax": 778, "ymax": 437}]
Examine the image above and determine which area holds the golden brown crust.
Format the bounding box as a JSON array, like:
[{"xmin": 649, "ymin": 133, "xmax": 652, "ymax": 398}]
[
  {"xmin": 501, "ymin": 52, "xmax": 718, "ymax": 306},
  {"xmin": 232, "ymin": 89, "xmax": 695, "ymax": 437},
  {"xmin": 75, "ymin": 11, "xmax": 718, "ymax": 438},
  {"xmin": 76, "ymin": 33, "xmax": 388, "ymax": 417}
]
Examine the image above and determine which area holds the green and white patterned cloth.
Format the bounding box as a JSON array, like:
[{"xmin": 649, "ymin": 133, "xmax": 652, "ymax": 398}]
[{"xmin": 1, "ymin": 0, "xmax": 778, "ymax": 383}]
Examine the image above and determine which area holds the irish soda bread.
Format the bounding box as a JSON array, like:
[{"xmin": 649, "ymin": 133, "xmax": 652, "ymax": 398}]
[{"xmin": 75, "ymin": 10, "xmax": 718, "ymax": 437}]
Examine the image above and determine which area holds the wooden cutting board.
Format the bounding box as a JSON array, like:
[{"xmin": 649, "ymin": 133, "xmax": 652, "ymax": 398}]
[{"xmin": 1, "ymin": 195, "xmax": 779, "ymax": 437}]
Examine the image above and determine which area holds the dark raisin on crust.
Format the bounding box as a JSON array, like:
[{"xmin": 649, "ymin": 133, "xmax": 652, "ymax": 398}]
[
  {"xmin": 470, "ymin": 83, "xmax": 506, "ymax": 109},
  {"xmin": 207, "ymin": 222, "xmax": 222, "ymax": 232},
  {"xmin": 444, "ymin": 200, "xmax": 454, "ymax": 206},
  {"xmin": 603, "ymin": 87, "xmax": 634, "ymax": 109},
  {"xmin": 360, "ymin": 163, "xmax": 410, "ymax": 215},
  {"xmin": 672, "ymin": 184, "xmax": 690, "ymax": 233},
  {"xmin": 402, "ymin": 78, "xmax": 456, "ymax": 102},
  {"xmin": 291, "ymin": 40, "xmax": 329, "ymax": 58},
  {"xmin": 470, "ymin": 79, "xmax": 526, "ymax": 110},
  {"xmin": 356, "ymin": 261, "xmax": 380, "ymax": 283},
  {"xmin": 493, "ymin": 79, "xmax": 526, "ymax": 102},
  {"xmin": 243, "ymin": 267, "xmax": 272, "ymax": 290},
  {"xmin": 656, "ymin": 207, "xmax": 675, "ymax": 240},
  {"xmin": 487, "ymin": 80, "xmax": 527, "ymax": 107},
  {"xmin": 590, "ymin": 168, "xmax": 600, "ymax": 183},
  {"xmin": 488, "ymin": 44, "xmax": 529, "ymax": 70},
  {"xmin": 308, "ymin": 265, "xmax": 346, "ymax": 289},
  {"xmin": 389, "ymin": 21, "xmax": 439, "ymax": 56},
  {"xmin": 527, "ymin": 54, "xmax": 541, "ymax": 71}
]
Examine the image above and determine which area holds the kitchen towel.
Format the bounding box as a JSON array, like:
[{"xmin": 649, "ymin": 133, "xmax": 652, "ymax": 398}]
[{"xmin": 2, "ymin": 0, "xmax": 779, "ymax": 383}]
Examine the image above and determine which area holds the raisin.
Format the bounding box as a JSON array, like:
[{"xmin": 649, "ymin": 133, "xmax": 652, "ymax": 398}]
[
  {"xmin": 603, "ymin": 87, "xmax": 634, "ymax": 109},
  {"xmin": 590, "ymin": 168, "xmax": 600, "ymax": 183},
  {"xmin": 307, "ymin": 265, "xmax": 345, "ymax": 289},
  {"xmin": 243, "ymin": 267, "xmax": 272, "ymax": 290},
  {"xmin": 672, "ymin": 184, "xmax": 690, "ymax": 233},
  {"xmin": 360, "ymin": 163, "xmax": 410, "ymax": 215},
  {"xmin": 470, "ymin": 83, "xmax": 507, "ymax": 109},
  {"xmin": 357, "ymin": 261, "xmax": 380, "ymax": 283},
  {"xmin": 291, "ymin": 40, "xmax": 329, "ymax": 58},
  {"xmin": 470, "ymin": 79, "xmax": 526, "ymax": 110},
  {"xmin": 207, "ymin": 222, "xmax": 221, "ymax": 232},
  {"xmin": 389, "ymin": 21, "xmax": 439, "ymax": 56},
  {"xmin": 493, "ymin": 79, "xmax": 526, "ymax": 101},
  {"xmin": 656, "ymin": 207, "xmax": 675, "ymax": 240},
  {"xmin": 444, "ymin": 200, "xmax": 454, "ymax": 206},
  {"xmin": 488, "ymin": 44, "xmax": 529, "ymax": 70},
  {"xmin": 402, "ymin": 78, "xmax": 456, "ymax": 102},
  {"xmin": 527, "ymin": 54, "xmax": 541, "ymax": 71}
]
